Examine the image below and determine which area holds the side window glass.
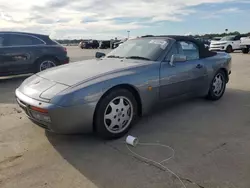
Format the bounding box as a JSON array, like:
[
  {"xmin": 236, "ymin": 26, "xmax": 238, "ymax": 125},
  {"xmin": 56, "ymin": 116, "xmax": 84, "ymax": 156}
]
[
  {"xmin": 178, "ymin": 41, "xmax": 199, "ymax": 60},
  {"xmin": 6, "ymin": 34, "xmax": 43, "ymax": 46},
  {"xmin": 31, "ymin": 37, "xmax": 44, "ymax": 45}
]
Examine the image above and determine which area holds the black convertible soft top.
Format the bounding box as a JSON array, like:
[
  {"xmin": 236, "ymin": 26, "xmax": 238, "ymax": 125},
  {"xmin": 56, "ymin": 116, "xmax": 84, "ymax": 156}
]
[{"xmin": 141, "ymin": 35, "xmax": 217, "ymax": 58}]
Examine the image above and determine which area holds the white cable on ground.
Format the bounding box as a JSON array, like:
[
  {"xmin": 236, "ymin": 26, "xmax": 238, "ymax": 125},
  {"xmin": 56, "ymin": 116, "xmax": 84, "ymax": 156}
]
[{"xmin": 125, "ymin": 137, "xmax": 187, "ymax": 188}]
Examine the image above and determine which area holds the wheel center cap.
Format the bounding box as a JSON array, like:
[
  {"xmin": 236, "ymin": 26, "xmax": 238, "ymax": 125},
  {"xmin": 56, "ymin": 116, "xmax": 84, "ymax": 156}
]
[{"xmin": 118, "ymin": 112, "xmax": 122, "ymax": 117}]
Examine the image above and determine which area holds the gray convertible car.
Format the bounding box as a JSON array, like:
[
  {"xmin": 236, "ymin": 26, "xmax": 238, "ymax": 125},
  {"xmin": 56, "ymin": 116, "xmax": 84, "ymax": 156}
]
[{"xmin": 16, "ymin": 35, "xmax": 232, "ymax": 139}]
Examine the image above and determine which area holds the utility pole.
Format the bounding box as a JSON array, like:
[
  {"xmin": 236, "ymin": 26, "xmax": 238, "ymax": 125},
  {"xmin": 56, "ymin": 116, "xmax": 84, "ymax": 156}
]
[{"xmin": 127, "ymin": 31, "xmax": 130, "ymax": 39}]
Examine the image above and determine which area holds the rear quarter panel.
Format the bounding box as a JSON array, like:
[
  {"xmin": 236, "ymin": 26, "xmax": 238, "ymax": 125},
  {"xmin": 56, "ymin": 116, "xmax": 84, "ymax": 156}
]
[
  {"xmin": 33, "ymin": 45, "xmax": 67, "ymax": 63},
  {"xmin": 203, "ymin": 52, "xmax": 231, "ymax": 89}
]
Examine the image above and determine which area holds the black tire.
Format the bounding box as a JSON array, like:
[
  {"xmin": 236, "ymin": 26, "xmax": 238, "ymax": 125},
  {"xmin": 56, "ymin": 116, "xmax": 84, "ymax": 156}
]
[
  {"xmin": 206, "ymin": 70, "xmax": 227, "ymax": 101},
  {"xmin": 242, "ymin": 48, "xmax": 249, "ymax": 54},
  {"xmin": 95, "ymin": 89, "xmax": 138, "ymax": 139},
  {"xmin": 225, "ymin": 45, "xmax": 233, "ymax": 53},
  {"xmin": 35, "ymin": 57, "xmax": 58, "ymax": 73}
]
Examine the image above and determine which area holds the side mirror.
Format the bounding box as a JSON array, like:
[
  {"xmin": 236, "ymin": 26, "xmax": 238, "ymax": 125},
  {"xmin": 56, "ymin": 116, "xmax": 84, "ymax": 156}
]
[
  {"xmin": 170, "ymin": 54, "xmax": 187, "ymax": 66},
  {"xmin": 95, "ymin": 52, "xmax": 105, "ymax": 58}
]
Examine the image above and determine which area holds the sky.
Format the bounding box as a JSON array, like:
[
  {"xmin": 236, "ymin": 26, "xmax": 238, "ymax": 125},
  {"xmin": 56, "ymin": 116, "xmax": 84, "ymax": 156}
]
[{"xmin": 0, "ymin": 0, "xmax": 250, "ymax": 40}]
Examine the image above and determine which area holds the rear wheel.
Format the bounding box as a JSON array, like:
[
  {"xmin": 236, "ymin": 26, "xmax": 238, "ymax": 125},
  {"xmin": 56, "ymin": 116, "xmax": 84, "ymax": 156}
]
[
  {"xmin": 95, "ymin": 89, "xmax": 138, "ymax": 139},
  {"xmin": 35, "ymin": 57, "xmax": 57, "ymax": 73},
  {"xmin": 206, "ymin": 70, "xmax": 226, "ymax": 100},
  {"xmin": 225, "ymin": 45, "xmax": 233, "ymax": 53},
  {"xmin": 242, "ymin": 48, "xmax": 249, "ymax": 54}
]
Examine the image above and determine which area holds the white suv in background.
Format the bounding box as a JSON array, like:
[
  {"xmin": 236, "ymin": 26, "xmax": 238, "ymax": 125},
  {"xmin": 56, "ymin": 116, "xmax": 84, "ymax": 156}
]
[
  {"xmin": 240, "ymin": 36, "xmax": 250, "ymax": 54},
  {"xmin": 209, "ymin": 35, "xmax": 245, "ymax": 53}
]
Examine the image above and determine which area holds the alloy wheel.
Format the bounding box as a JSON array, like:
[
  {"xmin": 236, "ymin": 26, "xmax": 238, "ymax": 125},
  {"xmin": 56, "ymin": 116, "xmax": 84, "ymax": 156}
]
[
  {"xmin": 104, "ymin": 96, "xmax": 133, "ymax": 134},
  {"xmin": 212, "ymin": 73, "xmax": 225, "ymax": 96},
  {"xmin": 40, "ymin": 60, "xmax": 56, "ymax": 71}
]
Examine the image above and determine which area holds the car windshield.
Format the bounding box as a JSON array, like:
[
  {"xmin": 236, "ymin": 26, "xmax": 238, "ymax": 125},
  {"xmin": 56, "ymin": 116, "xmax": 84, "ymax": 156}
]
[
  {"xmin": 106, "ymin": 38, "xmax": 169, "ymax": 61},
  {"xmin": 220, "ymin": 36, "xmax": 235, "ymax": 41}
]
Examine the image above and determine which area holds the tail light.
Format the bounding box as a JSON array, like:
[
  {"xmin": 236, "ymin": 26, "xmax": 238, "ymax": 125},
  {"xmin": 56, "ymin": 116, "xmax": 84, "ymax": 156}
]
[
  {"xmin": 63, "ymin": 47, "xmax": 67, "ymax": 52},
  {"xmin": 64, "ymin": 58, "xmax": 69, "ymax": 64}
]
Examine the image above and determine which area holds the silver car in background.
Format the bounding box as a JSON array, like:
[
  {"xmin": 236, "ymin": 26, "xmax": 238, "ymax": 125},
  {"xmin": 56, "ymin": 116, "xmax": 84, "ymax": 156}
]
[{"xmin": 16, "ymin": 35, "xmax": 232, "ymax": 139}]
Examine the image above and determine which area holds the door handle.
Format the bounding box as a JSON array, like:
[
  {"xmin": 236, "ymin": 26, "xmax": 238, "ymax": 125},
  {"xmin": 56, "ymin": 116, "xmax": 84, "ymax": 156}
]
[{"xmin": 196, "ymin": 64, "xmax": 203, "ymax": 69}]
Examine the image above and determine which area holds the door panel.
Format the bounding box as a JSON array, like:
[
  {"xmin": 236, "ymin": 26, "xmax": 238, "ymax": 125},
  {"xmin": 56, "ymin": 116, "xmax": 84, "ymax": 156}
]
[
  {"xmin": 159, "ymin": 41, "xmax": 208, "ymax": 99},
  {"xmin": 3, "ymin": 34, "xmax": 36, "ymax": 73},
  {"xmin": 160, "ymin": 60, "xmax": 206, "ymax": 99},
  {"xmin": 233, "ymin": 35, "xmax": 242, "ymax": 50},
  {"xmin": 1, "ymin": 48, "xmax": 32, "ymax": 73},
  {"xmin": 0, "ymin": 51, "xmax": 14, "ymax": 73},
  {"xmin": 233, "ymin": 40, "xmax": 241, "ymax": 49},
  {"xmin": 0, "ymin": 34, "xmax": 9, "ymax": 74},
  {"xmin": 186, "ymin": 60, "xmax": 208, "ymax": 93},
  {"xmin": 0, "ymin": 53, "xmax": 6, "ymax": 74}
]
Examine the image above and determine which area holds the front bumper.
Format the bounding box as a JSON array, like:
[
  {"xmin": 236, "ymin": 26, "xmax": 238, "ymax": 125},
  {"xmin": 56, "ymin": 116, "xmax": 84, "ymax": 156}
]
[
  {"xmin": 15, "ymin": 89, "xmax": 96, "ymax": 134},
  {"xmin": 209, "ymin": 45, "xmax": 226, "ymax": 51}
]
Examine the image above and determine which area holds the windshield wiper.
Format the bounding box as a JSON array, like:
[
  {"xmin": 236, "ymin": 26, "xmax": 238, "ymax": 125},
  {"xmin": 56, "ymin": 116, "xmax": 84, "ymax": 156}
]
[
  {"xmin": 125, "ymin": 56, "xmax": 151, "ymax": 61},
  {"xmin": 107, "ymin": 55, "xmax": 124, "ymax": 58}
]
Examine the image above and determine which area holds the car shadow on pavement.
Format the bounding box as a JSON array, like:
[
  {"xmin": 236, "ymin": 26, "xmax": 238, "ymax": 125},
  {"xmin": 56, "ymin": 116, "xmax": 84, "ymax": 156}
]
[
  {"xmin": 0, "ymin": 75, "xmax": 29, "ymax": 104},
  {"xmin": 47, "ymin": 88, "xmax": 250, "ymax": 188}
]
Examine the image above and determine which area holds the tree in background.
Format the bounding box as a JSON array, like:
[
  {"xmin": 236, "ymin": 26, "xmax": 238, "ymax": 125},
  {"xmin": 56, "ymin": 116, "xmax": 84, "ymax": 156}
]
[{"xmin": 55, "ymin": 31, "xmax": 250, "ymax": 45}]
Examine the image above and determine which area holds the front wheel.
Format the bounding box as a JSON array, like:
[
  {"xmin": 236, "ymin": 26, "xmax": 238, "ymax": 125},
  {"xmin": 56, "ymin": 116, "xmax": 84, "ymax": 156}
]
[
  {"xmin": 206, "ymin": 70, "xmax": 227, "ymax": 100},
  {"xmin": 226, "ymin": 45, "xmax": 233, "ymax": 53},
  {"xmin": 94, "ymin": 89, "xmax": 138, "ymax": 139}
]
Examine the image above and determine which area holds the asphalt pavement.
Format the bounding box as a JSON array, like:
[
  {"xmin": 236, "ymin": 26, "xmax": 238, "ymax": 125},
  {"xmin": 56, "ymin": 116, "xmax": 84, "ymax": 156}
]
[{"xmin": 0, "ymin": 47, "xmax": 250, "ymax": 188}]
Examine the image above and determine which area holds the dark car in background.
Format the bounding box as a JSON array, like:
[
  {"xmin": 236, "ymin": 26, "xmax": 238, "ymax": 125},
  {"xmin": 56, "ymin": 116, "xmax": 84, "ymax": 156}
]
[
  {"xmin": 79, "ymin": 40, "xmax": 99, "ymax": 49},
  {"xmin": 195, "ymin": 37, "xmax": 210, "ymax": 46},
  {"xmin": 113, "ymin": 39, "xmax": 128, "ymax": 48},
  {"xmin": 78, "ymin": 40, "xmax": 89, "ymax": 48},
  {"xmin": 112, "ymin": 41, "xmax": 122, "ymax": 48},
  {"xmin": 99, "ymin": 40, "xmax": 111, "ymax": 49},
  {"xmin": 0, "ymin": 32, "xmax": 69, "ymax": 76}
]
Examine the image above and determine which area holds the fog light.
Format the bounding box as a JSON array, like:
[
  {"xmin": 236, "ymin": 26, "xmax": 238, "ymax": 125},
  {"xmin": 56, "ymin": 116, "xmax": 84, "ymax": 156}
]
[{"xmin": 30, "ymin": 110, "xmax": 51, "ymax": 123}]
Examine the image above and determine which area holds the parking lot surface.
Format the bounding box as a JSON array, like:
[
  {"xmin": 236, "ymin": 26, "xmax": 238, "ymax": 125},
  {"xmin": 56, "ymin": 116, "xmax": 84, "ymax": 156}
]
[{"xmin": 0, "ymin": 47, "xmax": 250, "ymax": 188}]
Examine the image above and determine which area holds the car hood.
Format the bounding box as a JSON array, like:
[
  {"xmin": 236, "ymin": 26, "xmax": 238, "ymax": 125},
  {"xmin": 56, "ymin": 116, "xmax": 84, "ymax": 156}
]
[
  {"xmin": 36, "ymin": 58, "xmax": 149, "ymax": 86},
  {"xmin": 18, "ymin": 58, "xmax": 150, "ymax": 101}
]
